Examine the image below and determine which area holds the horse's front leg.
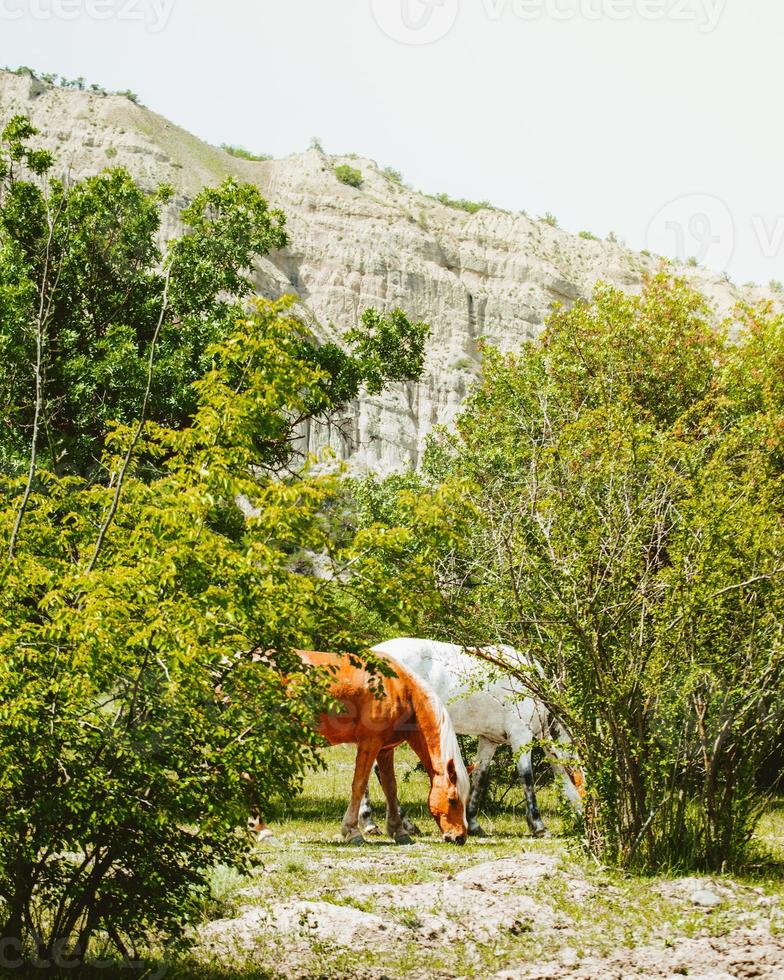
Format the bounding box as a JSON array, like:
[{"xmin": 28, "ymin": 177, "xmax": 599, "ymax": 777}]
[
  {"xmin": 342, "ymin": 740, "xmax": 383, "ymax": 845},
  {"xmin": 375, "ymin": 747, "xmax": 414, "ymax": 845}
]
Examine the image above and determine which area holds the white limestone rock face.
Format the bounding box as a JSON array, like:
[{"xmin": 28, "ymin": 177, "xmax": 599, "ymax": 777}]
[{"xmin": 1, "ymin": 70, "xmax": 778, "ymax": 474}]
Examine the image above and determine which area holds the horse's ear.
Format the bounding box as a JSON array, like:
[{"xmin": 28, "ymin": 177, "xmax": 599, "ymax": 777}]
[{"xmin": 446, "ymin": 759, "xmax": 458, "ymax": 786}]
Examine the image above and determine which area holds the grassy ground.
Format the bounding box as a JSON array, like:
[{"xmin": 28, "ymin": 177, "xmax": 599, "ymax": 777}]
[{"xmin": 157, "ymin": 746, "xmax": 784, "ymax": 979}]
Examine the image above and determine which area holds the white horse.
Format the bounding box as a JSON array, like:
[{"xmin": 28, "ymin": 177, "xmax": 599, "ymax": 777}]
[{"xmin": 358, "ymin": 638, "xmax": 584, "ymax": 837}]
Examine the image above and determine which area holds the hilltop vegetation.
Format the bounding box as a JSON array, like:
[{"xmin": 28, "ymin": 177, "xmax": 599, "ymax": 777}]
[{"xmin": 3, "ymin": 63, "xmax": 142, "ymax": 103}]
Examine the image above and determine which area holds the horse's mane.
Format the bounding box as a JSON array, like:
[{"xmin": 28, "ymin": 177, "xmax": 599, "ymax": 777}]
[
  {"xmin": 416, "ymin": 676, "xmax": 471, "ymax": 808},
  {"xmin": 383, "ymin": 651, "xmax": 471, "ymax": 806}
]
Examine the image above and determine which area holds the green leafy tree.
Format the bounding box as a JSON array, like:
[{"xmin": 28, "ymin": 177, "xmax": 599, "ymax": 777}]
[
  {"xmin": 0, "ymin": 120, "xmax": 439, "ymax": 966},
  {"xmin": 424, "ymin": 273, "xmax": 784, "ymax": 870},
  {"xmin": 0, "ymin": 295, "xmax": 444, "ymax": 967},
  {"xmin": 0, "ymin": 115, "xmax": 288, "ymax": 476}
]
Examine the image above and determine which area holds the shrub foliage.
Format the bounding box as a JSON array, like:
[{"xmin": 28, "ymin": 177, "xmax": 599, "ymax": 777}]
[
  {"xmin": 334, "ymin": 164, "xmax": 363, "ymax": 189},
  {"xmin": 423, "ymin": 273, "xmax": 784, "ymax": 870}
]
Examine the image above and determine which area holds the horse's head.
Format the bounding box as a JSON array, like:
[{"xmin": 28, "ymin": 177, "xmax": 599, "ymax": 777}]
[{"xmin": 428, "ymin": 757, "xmax": 469, "ymax": 845}]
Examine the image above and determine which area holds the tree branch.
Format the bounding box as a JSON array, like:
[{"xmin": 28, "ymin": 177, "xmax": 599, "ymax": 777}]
[{"xmin": 86, "ymin": 270, "xmax": 171, "ymax": 573}]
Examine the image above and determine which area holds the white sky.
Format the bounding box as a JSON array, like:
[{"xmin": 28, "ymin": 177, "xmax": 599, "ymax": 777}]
[{"xmin": 2, "ymin": 0, "xmax": 782, "ymax": 284}]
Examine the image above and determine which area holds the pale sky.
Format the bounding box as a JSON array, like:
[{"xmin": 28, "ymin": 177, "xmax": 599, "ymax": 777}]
[{"xmin": 2, "ymin": 0, "xmax": 782, "ymax": 284}]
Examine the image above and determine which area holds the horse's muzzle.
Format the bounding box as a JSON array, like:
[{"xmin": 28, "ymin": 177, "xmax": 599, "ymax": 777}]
[{"xmin": 443, "ymin": 833, "xmax": 466, "ymax": 845}]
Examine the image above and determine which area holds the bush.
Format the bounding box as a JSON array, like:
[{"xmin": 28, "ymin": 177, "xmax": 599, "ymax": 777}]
[
  {"xmin": 382, "ymin": 166, "xmax": 404, "ymax": 184},
  {"xmin": 540, "ymin": 211, "xmax": 558, "ymax": 227},
  {"xmin": 113, "ymin": 89, "xmax": 141, "ymax": 104},
  {"xmin": 434, "ymin": 192, "xmax": 490, "ymax": 214},
  {"xmin": 427, "ymin": 273, "xmax": 784, "ymax": 871},
  {"xmin": 578, "ymin": 230, "xmax": 598, "ymax": 240},
  {"xmin": 334, "ymin": 164, "xmax": 363, "ymax": 188},
  {"xmin": 220, "ymin": 144, "xmax": 271, "ymax": 162}
]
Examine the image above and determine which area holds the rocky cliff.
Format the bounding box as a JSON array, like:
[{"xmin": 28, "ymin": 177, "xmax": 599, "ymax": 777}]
[{"xmin": 1, "ymin": 70, "xmax": 775, "ymax": 474}]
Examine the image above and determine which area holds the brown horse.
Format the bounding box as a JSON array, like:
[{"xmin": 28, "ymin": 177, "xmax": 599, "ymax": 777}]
[{"xmin": 253, "ymin": 649, "xmax": 470, "ymax": 846}]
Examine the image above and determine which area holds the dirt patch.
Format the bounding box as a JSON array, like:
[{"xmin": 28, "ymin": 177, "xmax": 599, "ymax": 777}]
[
  {"xmin": 200, "ymin": 899, "xmax": 407, "ymax": 956},
  {"xmin": 193, "ymin": 835, "xmax": 784, "ymax": 978},
  {"xmin": 499, "ymin": 928, "xmax": 784, "ymax": 979},
  {"xmin": 337, "ymin": 854, "xmax": 570, "ymax": 943}
]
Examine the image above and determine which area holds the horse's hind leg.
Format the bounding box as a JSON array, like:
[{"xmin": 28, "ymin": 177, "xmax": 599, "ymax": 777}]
[
  {"xmin": 467, "ymin": 737, "xmax": 499, "ymax": 837},
  {"xmin": 375, "ymin": 747, "xmax": 413, "ymax": 845},
  {"xmin": 360, "ymin": 765, "xmax": 422, "ymax": 836},
  {"xmin": 543, "ymin": 728, "xmax": 585, "ymax": 814},
  {"xmin": 372, "ymin": 763, "xmax": 422, "ymax": 836},
  {"xmin": 511, "ymin": 733, "xmax": 547, "ymax": 837},
  {"xmin": 358, "ymin": 781, "xmax": 381, "ymax": 836},
  {"xmin": 248, "ymin": 814, "xmax": 279, "ymax": 846},
  {"xmin": 343, "ymin": 740, "xmax": 383, "ymax": 845}
]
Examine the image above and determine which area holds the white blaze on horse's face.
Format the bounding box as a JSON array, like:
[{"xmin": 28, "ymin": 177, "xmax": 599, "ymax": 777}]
[{"xmin": 429, "ymin": 758, "xmax": 468, "ymax": 845}]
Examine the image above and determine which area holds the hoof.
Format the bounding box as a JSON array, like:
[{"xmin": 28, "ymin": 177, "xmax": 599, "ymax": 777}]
[
  {"xmin": 394, "ymin": 834, "xmax": 414, "ymax": 846},
  {"xmin": 344, "ymin": 833, "xmax": 365, "ymax": 847},
  {"xmin": 531, "ymin": 825, "xmax": 549, "ymax": 839},
  {"xmin": 468, "ymin": 824, "xmax": 487, "ymax": 838},
  {"xmin": 363, "ymin": 824, "xmax": 382, "ymax": 837},
  {"xmin": 404, "ymin": 821, "xmax": 423, "ymax": 837}
]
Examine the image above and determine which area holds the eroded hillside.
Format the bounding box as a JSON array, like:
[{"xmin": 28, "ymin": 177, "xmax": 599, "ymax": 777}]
[{"xmin": 1, "ymin": 69, "xmax": 774, "ymax": 473}]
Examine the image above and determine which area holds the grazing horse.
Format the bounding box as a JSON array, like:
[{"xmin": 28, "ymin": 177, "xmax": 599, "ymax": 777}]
[
  {"xmin": 357, "ymin": 639, "xmax": 584, "ymax": 838},
  {"xmin": 252, "ymin": 649, "xmax": 470, "ymax": 846}
]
